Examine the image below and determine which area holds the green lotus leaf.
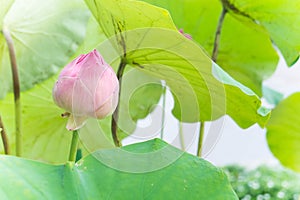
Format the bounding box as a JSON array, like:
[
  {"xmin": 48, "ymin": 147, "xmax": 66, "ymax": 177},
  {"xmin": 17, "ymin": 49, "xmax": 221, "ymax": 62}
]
[
  {"xmin": 223, "ymin": 0, "xmax": 300, "ymax": 66},
  {"xmin": 266, "ymin": 93, "xmax": 300, "ymax": 172},
  {"xmin": 0, "ymin": 0, "xmax": 90, "ymax": 98},
  {"xmin": 142, "ymin": 0, "xmax": 279, "ymax": 96},
  {"xmin": 0, "ymin": 139, "xmax": 238, "ymax": 199},
  {"xmin": 85, "ymin": 0, "xmax": 270, "ymax": 128}
]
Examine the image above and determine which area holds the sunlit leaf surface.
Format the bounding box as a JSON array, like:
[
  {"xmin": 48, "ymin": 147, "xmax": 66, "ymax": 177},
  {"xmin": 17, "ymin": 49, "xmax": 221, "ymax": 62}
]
[
  {"xmin": 0, "ymin": 139, "xmax": 238, "ymax": 199},
  {"xmin": 266, "ymin": 93, "xmax": 300, "ymax": 172},
  {"xmin": 0, "ymin": 0, "xmax": 90, "ymax": 98},
  {"xmin": 224, "ymin": 0, "xmax": 300, "ymax": 66},
  {"xmin": 86, "ymin": 0, "xmax": 269, "ymax": 128},
  {"xmin": 142, "ymin": 0, "xmax": 279, "ymax": 96}
]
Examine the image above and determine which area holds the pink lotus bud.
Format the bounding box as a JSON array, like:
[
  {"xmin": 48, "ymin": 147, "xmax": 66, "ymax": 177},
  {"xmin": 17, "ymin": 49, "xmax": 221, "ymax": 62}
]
[
  {"xmin": 53, "ymin": 49, "xmax": 119, "ymax": 131},
  {"xmin": 179, "ymin": 28, "xmax": 192, "ymax": 40}
]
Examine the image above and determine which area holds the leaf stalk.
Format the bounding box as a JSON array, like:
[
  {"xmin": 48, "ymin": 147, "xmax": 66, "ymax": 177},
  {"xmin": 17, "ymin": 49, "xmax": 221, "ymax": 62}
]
[
  {"xmin": 197, "ymin": 122, "xmax": 205, "ymax": 157},
  {"xmin": 111, "ymin": 58, "xmax": 127, "ymax": 147},
  {"xmin": 2, "ymin": 27, "xmax": 22, "ymax": 156},
  {"xmin": 0, "ymin": 115, "xmax": 10, "ymax": 154},
  {"xmin": 160, "ymin": 84, "xmax": 167, "ymax": 139},
  {"xmin": 212, "ymin": 8, "xmax": 227, "ymax": 62},
  {"xmin": 197, "ymin": 7, "xmax": 227, "ymax": 157}
]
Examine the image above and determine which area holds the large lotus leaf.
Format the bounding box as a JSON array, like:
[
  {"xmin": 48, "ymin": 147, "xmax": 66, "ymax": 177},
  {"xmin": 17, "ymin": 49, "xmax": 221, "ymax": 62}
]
[
  {"xmin": 223, "ymin": 0, "xmax": 300, "ymax": 66},
  {"xmin": 0, "ymin": 139, "xmax": 238, "ymax": 199},
  {"xmin": 0, "ymin": 0, "xmax": 90, "ymax": 99},
  {"xmin": 266, "ymin": 93, "xmax": 300, "ymax": 172},
  {"xmin": 85, "ymin": 0, "xmax": 270, "ymax": 128},
  {"xmin": 142, "ymin": 0, "xmax": 278, "ymax": 96}
]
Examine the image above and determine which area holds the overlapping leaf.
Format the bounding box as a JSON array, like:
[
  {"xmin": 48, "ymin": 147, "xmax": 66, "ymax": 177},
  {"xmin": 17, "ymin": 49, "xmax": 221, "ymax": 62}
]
[
  {"xmin": 142, "ymin": 0, "xmax": 279, "ymax": 96},
  {"xmin": 223, "ymin": 0, "xmax": 300, "ymax": 66},
  {"xmin": 266, "ymin": 93, "xmax": 300, "ymax": 172},
  {"xmin": 0, "ymin": 139, "xmax": 238, "ymax": 199},
  {"xmin": 85, "ymin": 0, "xmax": 270, "ymax": 128},
  {"xmin": 0, "ymin": 0, "xmax": 90, "ymax": 98}
]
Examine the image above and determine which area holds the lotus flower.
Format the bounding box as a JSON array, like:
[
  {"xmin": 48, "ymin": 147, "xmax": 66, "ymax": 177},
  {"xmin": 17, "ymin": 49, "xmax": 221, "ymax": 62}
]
[{"xmin": 53, "ymin": 49, "xmax": 119, "ymax": 131}]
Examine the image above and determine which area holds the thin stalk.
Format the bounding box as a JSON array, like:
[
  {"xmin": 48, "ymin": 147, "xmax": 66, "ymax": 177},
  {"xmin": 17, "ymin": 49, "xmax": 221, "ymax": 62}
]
[
  {"xmin": 196, "ymin": 7, "xmax": 227, "ymax": 157},
  {"xmin": 3, "ymin": 27, "xmax": 22, "ymax": 156},
  {"xmin": 160, "ymin": 84, "xmax": 167, "ymax": 139},
  {"xmin": 111, "ymin": 59, "xmax": 127, "ymax": 147},
  {"xmin": 178, "ymin": 122, "xmax": 185, "ymax": 151},
  {"xmin": 68, "ymin": 130, "xmax": 79, "ymax": 162},
  {"xmin": 197, "ymin": 122, "xmax": 205, "ymax": 157},
  {"xmin": 0, "ymin": 115, "xmax": 10, "ymax": 154},
  {"xmin": 212, "ymin": 8, "xmax": 227, "ymax": 62}
]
